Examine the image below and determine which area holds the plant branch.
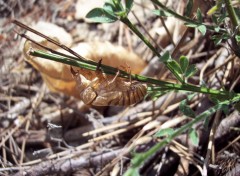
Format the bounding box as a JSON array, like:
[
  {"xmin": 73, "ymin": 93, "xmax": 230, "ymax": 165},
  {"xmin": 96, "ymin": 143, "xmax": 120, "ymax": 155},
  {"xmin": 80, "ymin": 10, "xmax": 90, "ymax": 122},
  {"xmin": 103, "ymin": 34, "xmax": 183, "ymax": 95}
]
[
  {"xmin": 224, "ymin": 0, "xmax": 239, "ymax": 31},
  {"xmin": 124, "ymin": 93, "xmax": 240, "ymax": 175},
  {"xmin": 120, "ymin": 17, "xmax": 184, "ymax": 83},
  {"xmin": 151, "ymin": 0, "xmax": 227, "ymax": 34},
  {"xmin": 30, "ymin": 49, "xmax": 234, "ymax": 97}
]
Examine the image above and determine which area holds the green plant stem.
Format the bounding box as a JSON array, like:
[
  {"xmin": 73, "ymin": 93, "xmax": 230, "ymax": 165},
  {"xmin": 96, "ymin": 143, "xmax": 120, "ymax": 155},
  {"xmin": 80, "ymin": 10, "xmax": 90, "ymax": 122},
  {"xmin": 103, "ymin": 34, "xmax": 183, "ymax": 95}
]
[
  {"xmin": 223, "ymin": 0, "xmax": 240, "ymax": 57},
  {"xmin": 151, "ymin": 0, "xmax": 227, "ymax": 34},
  {"xmin": 30, "ymin": 49, "xmax": 234, "ymax": 97},
  {"xmin": 125, "ymin": 93, "xmax": 240, "ymax": 174},
  {"xmin": 120, "ymin": 17, "xmax": 184, "ymax": 83},
  {"xmin": 224, "ymin": 0, "xmax": 239, "ymax": 31}
]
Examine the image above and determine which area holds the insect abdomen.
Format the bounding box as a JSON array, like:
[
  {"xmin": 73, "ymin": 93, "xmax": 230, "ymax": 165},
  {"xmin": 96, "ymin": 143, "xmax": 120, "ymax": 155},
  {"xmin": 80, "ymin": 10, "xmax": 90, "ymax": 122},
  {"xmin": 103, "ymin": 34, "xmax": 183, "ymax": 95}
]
[{"xmin": 112, "ymin": 83, "xmax": 147, "ymax": 106}]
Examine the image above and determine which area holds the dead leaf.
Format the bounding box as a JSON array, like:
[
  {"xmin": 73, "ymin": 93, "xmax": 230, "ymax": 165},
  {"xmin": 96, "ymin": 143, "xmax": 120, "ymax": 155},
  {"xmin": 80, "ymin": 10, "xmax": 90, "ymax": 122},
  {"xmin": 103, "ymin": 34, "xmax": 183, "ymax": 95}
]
[
  {"xmin": 71, "ymin": 42, "xmax": 146, "ymax": 74},
  {"xmin": 21, "ymin": 21, "xmax": 73, "ymax": 48},
  {"xmin": 75, "ymin": 0, "xmax": 104, "ymax": 22},
  {"xmin": 22, "ymin": 23, "xmax": 146, "ymax": 99}
]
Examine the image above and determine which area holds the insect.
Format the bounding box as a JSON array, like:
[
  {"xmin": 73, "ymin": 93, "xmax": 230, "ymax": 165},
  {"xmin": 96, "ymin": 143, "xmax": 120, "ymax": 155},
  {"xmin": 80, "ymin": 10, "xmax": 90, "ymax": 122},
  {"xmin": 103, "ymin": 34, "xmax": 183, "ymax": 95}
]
[
  {"xmin": 70, "ymin": 64, "xmax": 147, "ymax": 106},
  {"xmin": 13, "ymin": 20, "xmax": 147, "ymax": 106}
]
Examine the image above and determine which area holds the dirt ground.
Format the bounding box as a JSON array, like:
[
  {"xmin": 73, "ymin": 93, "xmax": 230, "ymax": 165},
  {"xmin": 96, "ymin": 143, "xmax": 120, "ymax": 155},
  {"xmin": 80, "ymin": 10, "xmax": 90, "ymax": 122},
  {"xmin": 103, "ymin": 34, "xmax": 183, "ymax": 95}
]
[{"xmin": 1, "ymin": 0, "xmax": 240, "ymax": 176}]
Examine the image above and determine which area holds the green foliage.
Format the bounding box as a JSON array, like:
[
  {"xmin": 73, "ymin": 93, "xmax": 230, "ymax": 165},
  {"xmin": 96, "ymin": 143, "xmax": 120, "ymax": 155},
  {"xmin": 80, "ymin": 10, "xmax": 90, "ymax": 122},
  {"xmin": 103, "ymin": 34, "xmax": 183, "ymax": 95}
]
[
  {"xmin": 212, "ymin": 13, "xmax": 227, "ymax": 25},
  {"xmin": 155, "ymin": 128, "xmax": 175, "ymax": 137},
  {"xmin": 123, "ymin": 168, "xmax": 140, "ymax": 176},
  {"xmin": 185, "ymin": 8, "xmax": 208, "ymax": 35},
  {"xmin": 184, "ymin": 65, "xmax": 197, "ymax": 78},
  {"xmin": 167, "ymin": 60, "xmax": 182, "ymax": 75},
  {"xmin": 15, "ymin": 0, "xmax": 240, "ymax": 174},
  {"xmin": 211, "ymin": 33, "xmax": 230, "ymax": 45},
  {"xmin": 179, "ymin": 56, "xmax": 189, "ymax": 73},
  {"xmin": 197, "ymin": 25, "xmax": 207, "ymax": 35},
  {"xmin": 152, "ymin": 9, "xmax": 172, "ymax": 17},
  {"xmin": 125, "ymin": 0, "xmax": 134, "ymax": 14},
  {"xmin": 159, "ymin": 51, "xmax": 171, "ymax": 62},
  {"xmin": 120, "ymin": 95, "xmax": 240, "ymax": 175},
  {"xmin": 86, "ymin": 8, "xmax": 118, "ymax": 23},
  {"xmin": 185, "ymin": 0, "xmax": 193, "ymax": 17},
  {"xmin": 180, "ymin": 99, "xmax": 196, "ymax": 118},
  {"xmin": 197, "ymin": 8, "xmax": 203, "ymax": 22},
  {"xmin": 185, "ymin": 23, "xmax": 207, "ymax": 35},
  {"xmin": 189, "ymin": 128, "xmax": 199, "ymax": 146},
  {"xmin": 86, "ymin": 0, "xmax": 134, "ymax": 23},
  {"xmin": 160, "ymin": 54, "xmax": 197, "ymax": 83},
  {"xmin": 58, "ymin": 0, "xmax": 240, "ymax": 175},
  {"xmin": 147, "ymin": 91, "xmax": 168, "ymax": 101},
  {"xmin": 235, "ymin": 35, "xmax": 240, "ymax": 43},
  {"xmin": 103, "ymin": 1, "xmax": 117, "ymax": 14},
  {"xmin": 179, "ymin": 56, "xmax": 198, "ymax": 80}
]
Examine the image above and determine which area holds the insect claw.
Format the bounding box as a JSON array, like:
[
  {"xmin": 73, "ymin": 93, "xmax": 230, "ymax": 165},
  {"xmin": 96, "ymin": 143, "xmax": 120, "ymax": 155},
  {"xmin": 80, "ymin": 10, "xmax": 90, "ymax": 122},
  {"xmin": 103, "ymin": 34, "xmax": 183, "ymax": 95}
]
[
  {"xmin": 96, "ymin": 59, "xmax": 103, "ymax": 71},
  {"xmin": 70, "ymin": 66, "xmax": 79, "ymax": 76}
]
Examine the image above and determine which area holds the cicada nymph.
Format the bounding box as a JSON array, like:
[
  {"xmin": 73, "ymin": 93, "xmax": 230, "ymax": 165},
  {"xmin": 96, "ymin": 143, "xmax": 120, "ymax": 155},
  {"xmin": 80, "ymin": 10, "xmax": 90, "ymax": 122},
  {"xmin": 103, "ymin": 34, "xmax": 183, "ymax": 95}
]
[
  {"xmin": 13, "ymin": 20, "xmax": 147, "ymax": 106},
  {"xmin": 71, "ymin": 66, "xmax": 147, "ymax": 106}
]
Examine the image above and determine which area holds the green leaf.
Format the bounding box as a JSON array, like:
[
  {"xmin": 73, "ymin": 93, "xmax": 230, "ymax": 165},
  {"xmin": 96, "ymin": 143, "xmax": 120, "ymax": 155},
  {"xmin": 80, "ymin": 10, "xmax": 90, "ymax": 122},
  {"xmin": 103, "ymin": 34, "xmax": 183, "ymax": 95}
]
[
  {"xmin": 185, "ymin": 0, "xmax": 193, "ymax": 17},
  {"xmin": 235, "ymin": 35, "xmax": 240, "ymax": 43},
  {"xmin": 185, "ymin": 23, "xmax": 207, "ymax": 35},
  {"xmin": 217, "ymin": 13, "xmax": 227, "ymax": 24},
  {"xmin": 155, "ymin": 128, "xmax": 175, "ymax": 137},
  {"xmin": 123, "ymin": 168, "xmax": 140, "ymax": 176},
  {"xmin": 185, "ymin": 65, "xmax": 197, "ymax": 78},
  {"xmin": 168, "ymin": 60, "xmax": 182, "ymax": 75},
  {"xmin": 197, "ymin": 24, "xmax": 206, "ymax": 35},
  {"xmin": 210, "ymin": 94, "xmax": 230, "ymax": 114},
  {"xmin": 211, "ymin": 35, "xmax": 222, "ymax": 45},
  {"xmin": 125, "ymin": 0, "xmax": 134, "ymax": 14},
  {"xmin": 185, "ymin": 22, "xmax": 198, "ymax": 28},
  {"xmin": 179, "ymin": 56, "xmax": 189, "ymax": 73},
  {"xmin": 86, "ymin": 8, "xmax": 118, "ymax": 23},
  {"xmin": 160, "ymin": 51, "xmax": 171, "ymax": 62},
  {"xmin": 211, "ymin": 33, "xmax": 230, "ymax": 45},
  {"xmin": 214, "ymin": 26, "xmax": 220, "ymax": 32},
  {"xmin": 210, "ymin": 93, "xmax": 234, "ymax": 104},
  {"xmin": 196, "ymin": 8, "xmax": 203, "ymax": 22},
  {"xmin": 180, "ymin": 99, "xmax": 195, "ymax": 118},
  {"xmin": 103, "ymin": 2, "xmax": 116, "ymax": 14},
  {"xmin": 147, "ymin": 91, "xmax": 166, "ymax": 101},
  {"xmin": 115, "ymin": 10, "xmax": 127, "ymax": 17},
  {"xmin": 207, "ymin": 5, "xmax": 218, "ymax": 16},
  {"xmin": 152, "ymin": 9, "xmax": 172, "ymax": 17},
  {"xmin": 189, "ymin": 128, "xmax": 199, "ymax": 146}
]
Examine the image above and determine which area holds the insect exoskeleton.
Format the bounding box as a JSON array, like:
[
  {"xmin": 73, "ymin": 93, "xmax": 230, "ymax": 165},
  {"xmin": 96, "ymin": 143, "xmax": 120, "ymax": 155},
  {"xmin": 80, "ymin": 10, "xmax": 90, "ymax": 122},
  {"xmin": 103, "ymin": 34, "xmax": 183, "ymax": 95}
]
[{"xmin": 71, "ymin": 67, "xmax": 147, "ymax": 106}]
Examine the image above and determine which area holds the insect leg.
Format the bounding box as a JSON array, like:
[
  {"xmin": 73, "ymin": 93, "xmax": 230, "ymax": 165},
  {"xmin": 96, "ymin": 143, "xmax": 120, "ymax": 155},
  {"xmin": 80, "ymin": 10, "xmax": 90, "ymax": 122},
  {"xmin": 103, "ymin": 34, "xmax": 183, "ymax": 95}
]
[
  {"xmin": 70, "ymin": 66, "xmax": 79, "ymax": 77},
  {"xmin": 119, "ymin": 63, "xmax": 132, "ymax": 84},
  {"xmin": 108, "ymin": 70, "xmax": 120, "ymax": 85},
  {"xmin": 94, "ymin": 59, "xmax": 108, "ymax": 80},
  {"xmin": 96, "ymin": 59, "xmax": 103, "ymax": 71}
]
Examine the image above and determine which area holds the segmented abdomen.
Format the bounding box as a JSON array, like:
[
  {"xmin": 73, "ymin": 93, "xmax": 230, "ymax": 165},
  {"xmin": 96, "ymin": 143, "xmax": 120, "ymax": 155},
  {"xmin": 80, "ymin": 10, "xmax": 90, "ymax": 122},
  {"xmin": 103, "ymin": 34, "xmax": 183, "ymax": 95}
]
[{"xmin": 108, "ymin": 83, "xmax": 147, "ymax": 106}]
